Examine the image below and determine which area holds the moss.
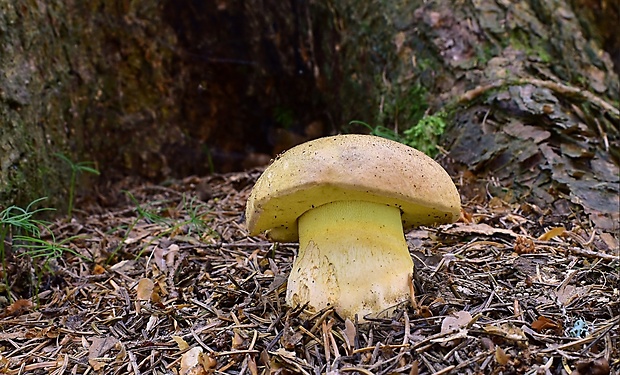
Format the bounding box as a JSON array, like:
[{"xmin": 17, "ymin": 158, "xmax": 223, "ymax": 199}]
[{"xmin": 509, "ymin": 28, "xmax": 553, "ymax": 63}]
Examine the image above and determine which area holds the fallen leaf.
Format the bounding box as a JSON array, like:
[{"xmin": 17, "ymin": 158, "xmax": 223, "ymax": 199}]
[
  {"xmin": 172, "ymin": 335, "xmax": 190, "ymax": 351},
  {"xmin": 88, "ymin": 336, "xmax": 119, "ymax": 371},
  {"xmin": 180, "ymin": 347, "xmax": 207, "ymax": 375},
  {"xmin": 154, "ymin": 244, "xmax": 180, "ymax": 272},
  {"xmin": 92, "ymin": 264, "xmax": 106, "ymax": 275},
  {"xmin": 394, "ymin": 31, "xmax": 406, "ymax": 52},
  {"xmin": 431, "ymin": 328, "xmax": 468, "ymax": 343},
  {"xmin": 538, "ymin": 227, "xmax": 566, "ymax": 241},
  {"xmin": 599, "ymin": 232, "xmax": 618, "ymax": 251},
  {"xmin": 443, "ymin": 223, "xmax": 518, "ymax": 238},
  {"xmin": 136, "ymin": 278, "xmax": 155, "ymax": 301},
  {"xmin": 495, "ymin": 346, "xmax": 509, "ymax": 365},
  {"xmin": 441, "ymin": 311, "xmax": 472, "ymax": 334},
  {"xmin": 4, "ymin": 299, "xmax": 33, "ymax": 316},
  {"xmin": 153, "ymin": 246, "xmax": 166, "ymax": 271},
  {"xmin": 531, "ymin": 316, "xmax": 561, "ymax": 333},
  {"xmin": 342, "ymin": 318, "xmax": 356, "ymax": 354},
  {"xmin": 555, "ymin": 284, "xmax": 591, "ymax": 306},
  {"xmin": 482, "ymin": 323, "xmax": 528, "ymax": 342},
  {"xmin": 232, "ymin": 330, "xmax": 245, "ymax": 349},
  {"xmin": 248, "ymin": 355, "xmax": 258, "ymax": 375},
  {"xmin": 572, "ymin": 357, "xmax": 610, "ymax": 375}
]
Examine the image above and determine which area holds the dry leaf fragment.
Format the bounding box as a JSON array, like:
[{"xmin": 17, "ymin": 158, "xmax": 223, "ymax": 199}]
[
  {"xmin": 538, "ymin": 226, "xmax": 566, "ymax": 241},
  {"xmin": 4, "ymin": 299, "xmax": 32, "ymax": 316},
  {"xmin": 136, "ymin": 278, "xmax": 154, "ymax": 301},
  {"xmin": 92, "ymin": 264, "xmax": 106, "ymax": 275},
  {"xmin": 248, "ymin": 355, "xmax": 259, "ymax": 375},
  {"xmin": 180, "ymin": 347, "xmax": 207, "ymax": 375},
  {"xmin": 571, "ymin": 357, "xmax": 610, "ymax": 375},
  {"xmin": 555, "ymin": 284, "xmax": 591, "ymax": 307},
  {"xmin": 441, "ymin": 311, "xmax": 472, "ymax": 334},
  {"xmin": 394, "ymin": 31, "xmax": 406, "ymax": 52},
  {"xmin": 232, "ymin": 330, "xmax": 245, "ymax": 349},
  {"xmin": 514, "ymin": 236, "xmax": 536, "ymax": 255},
  {"xmin": 482, "ymin": 323, "xmax": 528, "ymax": 342},
  {"xmin": 495, "ymin": 346, "xmax": 509, "ymax": 365},
  {"xmin": 531, "ymin": 315, "xmax": 562, "ymax": 334},
  {"xmin": 443, "ymin": 223, "xmax": 518, "ymax": 238},
  {"xmin": 154, "ymin": 244, "xmax": 180, "ymax": 272},
  {"xmin": 172, "ymin": 335, "xmax": 190, "ymax": 351},
  {"xmin": 342, "ymin": 318, "xmax": 356, "ymax": 354},
  {"xmin": 88, "ymin": 336, "xmax": 119, "ymax": 371}
]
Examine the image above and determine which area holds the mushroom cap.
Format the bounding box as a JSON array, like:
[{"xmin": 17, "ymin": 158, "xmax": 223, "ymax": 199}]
[{"xmin": 246, "ymin": 134, "xmax": 461, "ymax": 242}]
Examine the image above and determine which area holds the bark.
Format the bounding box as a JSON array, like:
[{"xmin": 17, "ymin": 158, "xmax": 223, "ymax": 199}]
[
  {"xmin": 0, "ymin": 1, "xmax": 181, "ymax": 209},
  {"xmin": 327, "ymin": 0, "xmax": 619, "ymax": 232},
  {"xmin": 0, "ymin": 1, "xmax": 336, "ymax": 209}
]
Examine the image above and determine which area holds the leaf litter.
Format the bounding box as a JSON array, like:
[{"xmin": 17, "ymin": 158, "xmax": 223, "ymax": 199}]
[{"xmin": 0, "ymin": 170, "xmax": 618, "ymax": 374}]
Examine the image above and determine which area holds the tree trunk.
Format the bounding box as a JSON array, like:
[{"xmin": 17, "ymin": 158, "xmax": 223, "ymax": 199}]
[
  {"xmin": 326, "ymin": 0, "xmax": 619, "ymax": 233},
  {"xmin": 1, "ymin": 1, "xmax": 182, "ymax": 209}
]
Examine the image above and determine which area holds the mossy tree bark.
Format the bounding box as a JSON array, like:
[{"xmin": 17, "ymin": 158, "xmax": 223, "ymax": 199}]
[
  {"xmin": 328, "ymin": 0, "xmax": 619, "ymax": 232},
  {"xmin": 0, "ymin": 1, "xmax": 180, "ymax": 210}
]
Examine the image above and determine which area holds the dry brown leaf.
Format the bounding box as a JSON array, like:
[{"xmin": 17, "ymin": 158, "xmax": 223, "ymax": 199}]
[
  {"xmin": 180, "ymin": 347, "xmax": 207, "ymax": 375},
  {"xmin": 394, "ymin": 31, "xmax": 406, "ymax": 52},
  {"xmin": 88, "ymin": 336, "xmax": 119, "ymax": 371},
  {"xmin": 153, "ymin": 246, "xmax": 166, "ymax": 272},
  {"xmin": 136, "ymin": 278, "xmax": 155, "ymax": 301},
  {"xmin": 248, "ymin": 355, "xmax": 258, "ymax": 375},
  {"xmin": 489, "ymin": 196, "xmax": 510, "ymax": 212},
  {"xmin": 495, "ymin": 346, "xmax": 509, "ymax": 365},
  {"xmin": 440, "ymin": 311, "xmax": 472, "ymax": 334},
  {"xmin": 443, "ymin": 223, "xmax": 518, "ymax": 238},
  {"xmin": 572, "ymin": 357, "xmax": 610, "ymax": 375},
  {"xmin": 483, "ymin": 323, "xmax": 528, "ymax": 342},
  {"xmin": 531, "ymin": 315, "xmax": 561, "ymax": 333},
  {"xmin": 232, "ymin": 330, "xmax": 245, "ymax": 349},
  {"xmin": 166, "ymin": 244, "xmax": 179, "ymax": 263},
  {"xmin": 172, "ymin": 335, "xmax": 190, "ymax": 351},
  {"xmin": 538, "ymin": 226, "xmax": 566, "ymax": 241},
  {"xmin": 92, "ymin": 264, "xmax": 106, "ymax": 275},
  {"xmin": 555, "ymin": 284, "xmax": 591, "ymax": 306},
  {"xmin": 342, "ymin": 318, "xmax": 356, "ymax": 353},
  {"xmin": 4, "ymin": 299, "xmax": 33, "ymax": 316}
]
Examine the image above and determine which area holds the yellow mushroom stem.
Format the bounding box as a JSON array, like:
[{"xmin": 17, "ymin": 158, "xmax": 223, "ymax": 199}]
[{"xmin": 286, "ymin": 200, "xmax": 414, "ymax": 320}]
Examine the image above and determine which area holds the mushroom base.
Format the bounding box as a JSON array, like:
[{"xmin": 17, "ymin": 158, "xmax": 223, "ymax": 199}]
[{"xmin": 287, "ymin": 200, "xmax": 414, "ymax": 320}]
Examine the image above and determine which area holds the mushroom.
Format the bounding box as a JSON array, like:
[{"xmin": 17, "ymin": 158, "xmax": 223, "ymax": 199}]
[{"xmin": 245, "ymin": 134, "xmax": 461, "ymax": 320}]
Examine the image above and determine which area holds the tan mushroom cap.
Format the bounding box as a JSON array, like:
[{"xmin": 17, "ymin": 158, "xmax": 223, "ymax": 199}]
[{"xmin": 246, "ymin": 134, "xmax": 461, "ymax": 242}]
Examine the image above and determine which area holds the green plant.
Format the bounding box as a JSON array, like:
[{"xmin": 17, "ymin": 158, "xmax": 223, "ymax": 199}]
[
  {"xmin": 55, "ymin": 153, "xmax": 100, "ymax": 216},
  {"xmin": 181, "ymin": 195, "xmax": 211, "ymax": 236},
  {"xmin": 274, "ymin": 106, "xmax": 295, "ymax": 129},
  {"xmin": 108, "ymin": 192, "xmax": 218, "ymax": 263},
  {"xmin": 15, "ymin": 231, "xmax": 92, "ymax": 302},
  {"xmin": 401, "ymin": 112, "xmax": 447, "ymax": 156},
  {"xmin": 349, "ymin": 111, "xmax": 447, "ymax": 157},
  {"xmin": 106, "ymin": 191, "xmax": 165, "ymax": 264},
  {"xmin": 15, "ymin": 234, "xmax": 88, "ymax": 261},
  {"xmin": 0, "ymin": 197, "xmax": 54, "ymax": 299},
  {"xmin": 349, "ymin": 120, "xmax": 401, "ymax": 142}
]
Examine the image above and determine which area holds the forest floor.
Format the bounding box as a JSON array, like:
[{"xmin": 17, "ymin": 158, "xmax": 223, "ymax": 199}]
[{"xmin": 0, "ymin": 169, "xmax": 618, "ymax": 375}]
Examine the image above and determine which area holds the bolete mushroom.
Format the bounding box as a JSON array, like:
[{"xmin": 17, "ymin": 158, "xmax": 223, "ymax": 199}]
[{"xmin": 245, "ymin": 134, "xmax": 461, "ymax": 320}]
